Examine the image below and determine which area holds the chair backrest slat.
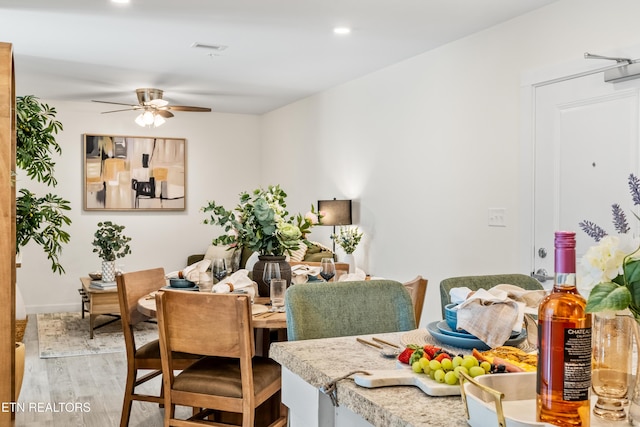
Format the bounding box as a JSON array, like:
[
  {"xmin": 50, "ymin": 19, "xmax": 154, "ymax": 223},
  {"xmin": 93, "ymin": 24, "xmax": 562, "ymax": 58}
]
[
  {"xmin": 403, "ymin": 275, "xmax": 428, "ymax": 325},
  {"xmin": 157, "ymin": 291, "xmax": 254, "ymax": 358},
  {"xmin": 117, "ymin": 267, "xmax": 166, "ymax": 327}
]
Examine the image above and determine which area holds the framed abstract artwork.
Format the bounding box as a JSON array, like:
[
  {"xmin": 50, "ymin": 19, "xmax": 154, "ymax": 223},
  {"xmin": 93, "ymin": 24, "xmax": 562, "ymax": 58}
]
[{"xmin": 83, "ymin": 134, "xmax": 186, "ymax": 211}]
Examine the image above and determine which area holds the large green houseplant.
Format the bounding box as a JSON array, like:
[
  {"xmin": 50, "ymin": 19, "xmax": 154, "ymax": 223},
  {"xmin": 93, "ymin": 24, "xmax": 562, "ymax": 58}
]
[
  {"xmin": 13, "ymin": 95, "xmax": 71, "ymax": 400},
  {"xmin": 15, "ymin": 95, "xmax": 71, "ymax": 274}
]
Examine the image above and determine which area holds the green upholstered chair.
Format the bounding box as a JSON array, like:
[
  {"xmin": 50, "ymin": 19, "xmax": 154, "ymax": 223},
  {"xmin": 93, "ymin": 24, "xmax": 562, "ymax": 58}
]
[
  {"xmin": 439, "ymin": 274, "xmax": 544, "ymax": 318},
  {"xmin": 285, "ymin": 280, "xmax": 417, "ymax": 341}
]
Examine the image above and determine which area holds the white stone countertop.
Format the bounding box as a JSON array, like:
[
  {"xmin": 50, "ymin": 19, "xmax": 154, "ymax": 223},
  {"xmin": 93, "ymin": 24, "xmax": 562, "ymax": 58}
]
[{"xmin": 269, "ymin": 330, "xmax": 471, "ymax": 427}]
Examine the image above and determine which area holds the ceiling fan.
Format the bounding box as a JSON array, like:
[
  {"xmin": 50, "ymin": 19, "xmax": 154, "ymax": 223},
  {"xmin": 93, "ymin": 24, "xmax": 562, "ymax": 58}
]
[{"xmin": 92, "ymin": 88, "xmax": 211, "ymax": 127}]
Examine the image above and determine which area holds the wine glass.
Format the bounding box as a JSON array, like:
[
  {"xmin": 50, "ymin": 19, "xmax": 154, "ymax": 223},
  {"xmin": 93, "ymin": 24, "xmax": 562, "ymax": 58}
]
[
  {"xmin": 320, "ymin": 258, "xmax": 336, "ymax": 282},
  {"xmin": 212, "ymin": 258, "xmax": 228, "ymax": 282},
  {"xmin": 262, "ymin": 262, "xmax": 281, "ymax": 287}
]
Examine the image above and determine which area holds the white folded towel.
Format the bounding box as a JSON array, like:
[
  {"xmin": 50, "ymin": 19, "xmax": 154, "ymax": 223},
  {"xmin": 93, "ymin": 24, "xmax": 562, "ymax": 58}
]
[
  {"xmin": 449, "ymin": 287, "xmax": 474, "ymax": 304},
  {"xmin": 166, "ymin": 259, "xmax": 212, "ymax": 282},
  {"xmin": 212, "ymin": 269, "xmax": 258, "ymax": 299},
  {"xmin": 291, "ymin": 264, "xmax": 322, "ymax": 284},
  {"xmin": 338, "ymin": 268, "xmax": 367, "ymax": 282},
  {"xmin": 455, "ymin": 284, "xmax": 546, "ymax": 349}
]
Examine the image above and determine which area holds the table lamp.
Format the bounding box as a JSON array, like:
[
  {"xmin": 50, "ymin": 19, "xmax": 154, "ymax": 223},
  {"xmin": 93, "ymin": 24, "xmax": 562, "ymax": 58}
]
[{"xmin": 317, "ymin": 198, "xmax": 352, "ymax": 254}]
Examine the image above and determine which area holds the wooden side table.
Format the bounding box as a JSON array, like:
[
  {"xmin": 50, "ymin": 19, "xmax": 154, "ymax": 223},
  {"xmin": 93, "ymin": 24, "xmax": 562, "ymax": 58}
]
[{"xmin": 79, "ymin": 277, "xmax": 121, "ymax": 339}]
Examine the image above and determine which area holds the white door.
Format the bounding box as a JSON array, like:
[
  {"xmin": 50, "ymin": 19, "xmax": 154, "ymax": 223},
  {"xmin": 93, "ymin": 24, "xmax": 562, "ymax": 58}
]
[{"xmin": 532, "ymin": 69, "xmax": 640, "ymax": 289}]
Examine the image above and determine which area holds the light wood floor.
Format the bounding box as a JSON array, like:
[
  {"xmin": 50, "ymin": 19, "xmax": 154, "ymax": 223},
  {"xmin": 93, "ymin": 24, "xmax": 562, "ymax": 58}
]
[{"xmin": 16, "ymin": 314, "xmax": 191, "ymax": 427}]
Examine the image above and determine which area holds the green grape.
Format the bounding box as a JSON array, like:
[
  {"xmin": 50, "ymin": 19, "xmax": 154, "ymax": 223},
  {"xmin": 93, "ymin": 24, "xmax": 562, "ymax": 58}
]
[
  {"xmin": 428, "ymin": 359, "xmax": 442, "ymax": 372},
  {"xmin": 451, "ymin": 355, "xmax": 463, "ymax": 368},
  {"xmin": 453, "ymin": 366, "xmax": 468, "ymax": 379},
  {"xmin": 429, "ymin": 369, "xmax": 436, "ymax": 380},
  {"xmin": 480, "ymin": 361, "xmax": 492, "ymax": 373},
  {"xmin": 444, "ymin": 370, "xmax": 458, "ymax": 385},
  {"xmin": 412, "ymin": 361, "xmax": 422, "ymax": 373},
  {"xmin": 440, "ymin": 358, "xmax": 453, "ymax": 371},
  {"xmin": 419, "ymin": 357, "xmax": 430, "ymax": 371},
  {"xmin": 434, "ymin": 369, "xmax": 445, "ymax": 383},
  {"xmin": 469, "ymin": 366, "xmax": 486, "ymax": 378},
  {"xmin": 461, "ymin": 355, "xmax": 479, "ymax": 370}
]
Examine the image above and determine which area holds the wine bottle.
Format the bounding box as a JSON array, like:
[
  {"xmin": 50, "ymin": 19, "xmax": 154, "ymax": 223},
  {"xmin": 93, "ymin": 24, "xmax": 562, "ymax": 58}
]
[{"xmin": 536, "ymin": 231, "xmax": 592, "ymax": 427}]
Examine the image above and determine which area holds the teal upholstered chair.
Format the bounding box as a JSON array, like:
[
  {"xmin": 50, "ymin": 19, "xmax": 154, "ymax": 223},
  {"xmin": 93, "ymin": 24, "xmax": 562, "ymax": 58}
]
[
  {"xmin": 285, "ymin": 280, "xmax": 416, "ymax": 341},
  {"xmin": 439, "ymin": 274, "xmax": 544, "ymax": 318}
]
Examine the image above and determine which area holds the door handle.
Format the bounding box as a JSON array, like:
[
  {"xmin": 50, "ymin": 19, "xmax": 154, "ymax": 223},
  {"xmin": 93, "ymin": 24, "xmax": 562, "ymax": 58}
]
[{"xmin": 531, "ymin": 268, "xmax": 553, "ymax": 283}]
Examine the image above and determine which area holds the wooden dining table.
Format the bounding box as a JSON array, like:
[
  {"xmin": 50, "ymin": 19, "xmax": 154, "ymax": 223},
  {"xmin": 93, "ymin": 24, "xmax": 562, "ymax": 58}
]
[{"xmin": 136, "ymin": 290, "xmax": 287, "ymax": 356}]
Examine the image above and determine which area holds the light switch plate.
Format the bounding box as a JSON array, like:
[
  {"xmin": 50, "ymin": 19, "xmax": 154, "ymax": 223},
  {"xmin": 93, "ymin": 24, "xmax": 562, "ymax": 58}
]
[{"xmin": 488, "ymin": 208, "xmax": 506, "ymax": 227}]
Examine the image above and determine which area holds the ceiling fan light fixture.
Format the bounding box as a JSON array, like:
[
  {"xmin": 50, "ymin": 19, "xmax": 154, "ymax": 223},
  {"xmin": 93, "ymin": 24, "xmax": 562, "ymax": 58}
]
[
  {"xmin": 153, "ymin": 114, "xmax": 166, "ymax": 127},
  {"xmin": 142, "ymin": 110, "xmax": 155, "ymax": 125},
  {"xmin": 134, "ymin": 113, "xmax": 146, "ymax": 127}
]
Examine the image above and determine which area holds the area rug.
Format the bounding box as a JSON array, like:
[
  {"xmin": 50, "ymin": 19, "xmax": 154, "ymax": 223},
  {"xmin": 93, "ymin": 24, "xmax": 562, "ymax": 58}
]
[{"xmin": 37, "ymin": 312, "xmax": 158, "ymax": 358}]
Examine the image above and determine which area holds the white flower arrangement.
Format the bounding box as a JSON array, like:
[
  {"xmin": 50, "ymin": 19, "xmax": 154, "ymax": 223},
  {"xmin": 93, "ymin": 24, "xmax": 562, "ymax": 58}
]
[
  {"xmin": 579, "ymin": 234, "xmax": 640, "ymax": 295},
  {"xmin": 332, "ymin": 226, "xmax": 363, "ymax": 254}
]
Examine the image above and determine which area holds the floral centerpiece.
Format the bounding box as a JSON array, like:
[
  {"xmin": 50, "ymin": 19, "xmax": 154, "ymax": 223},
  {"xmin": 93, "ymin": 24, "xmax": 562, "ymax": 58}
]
[
  {"xmin": 332, "ymin": 226, "xmax": 363, "ymax": 254},
  {"xmin": 578, "ymin": 174, "xmax": 640, "ymax": 319},
  {"xmin": 202, "ymin": 185, "xmax": 319, "ymax": 256},
  {"xmin": 202, "ymin": 185, "xmax": 320, "ymax": 295}
]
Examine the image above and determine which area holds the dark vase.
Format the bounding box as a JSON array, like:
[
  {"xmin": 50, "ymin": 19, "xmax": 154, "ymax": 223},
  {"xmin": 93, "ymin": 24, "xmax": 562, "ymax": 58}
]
[{"xmin": 253, "ymin": 255, "xmax": 291, "ymax": 297}]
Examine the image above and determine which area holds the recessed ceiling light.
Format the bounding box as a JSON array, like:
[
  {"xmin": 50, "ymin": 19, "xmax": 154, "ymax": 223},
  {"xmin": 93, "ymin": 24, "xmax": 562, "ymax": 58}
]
[
  {"xmin": 111, "ymin": 0, "xmax": 130, "ymax": 4},
  {"xmin": 333, "ymin": 27, "xmax": 351, "ymax": 35}
]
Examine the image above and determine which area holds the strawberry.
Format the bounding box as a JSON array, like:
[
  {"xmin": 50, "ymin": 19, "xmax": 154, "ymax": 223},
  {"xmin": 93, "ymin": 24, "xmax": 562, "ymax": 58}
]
[
  {"xmin": 397, "ymin": 344, "xmax": 421, "ymax": 364},
  {"xmin": 397, "ymin": 347, "xmax": 415, "ymax": 364},
  {"xmin": 423, "ymin": 345, "xmax": 441, "ymax": 359}
]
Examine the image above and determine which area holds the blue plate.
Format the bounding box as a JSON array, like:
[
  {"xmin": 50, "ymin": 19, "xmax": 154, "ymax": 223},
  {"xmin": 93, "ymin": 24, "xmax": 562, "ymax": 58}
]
[
  {"xmin": 436, "ymin": 320, "xmax": 521, "ymax": 339},
  {"xmin": 162, "ymin": 285, "xmax": 199, "ymax": 291},
  {"xmin": 427, "ymin": 321, "xmax": 526, "ymax": 351}
]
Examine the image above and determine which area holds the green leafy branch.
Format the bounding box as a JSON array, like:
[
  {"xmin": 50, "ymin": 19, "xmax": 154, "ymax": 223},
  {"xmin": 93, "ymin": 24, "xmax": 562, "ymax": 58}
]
[
  {"xmin": 586, "ymin": 249, "xmax": 640, "ymax": 320},
  {"xmin": 15, "ymin": 189, "xmax": 71, "ymax": 274}
]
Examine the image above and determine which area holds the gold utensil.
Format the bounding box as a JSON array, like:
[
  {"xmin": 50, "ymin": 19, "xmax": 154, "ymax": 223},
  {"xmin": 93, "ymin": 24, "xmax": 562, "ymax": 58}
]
[
  {"xmin": 372, "ymin": 337, "xmax": 399, "ymax": 348},
  {"xmin": 356, "ymin": 338, "xmax": 382, "ymax": 349}
]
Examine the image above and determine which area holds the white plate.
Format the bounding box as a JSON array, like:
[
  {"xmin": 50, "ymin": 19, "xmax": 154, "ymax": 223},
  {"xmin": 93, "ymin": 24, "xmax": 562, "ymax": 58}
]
[{"xmin": 252, "ymin": 304, "xmax": 269, "ymax": 315}]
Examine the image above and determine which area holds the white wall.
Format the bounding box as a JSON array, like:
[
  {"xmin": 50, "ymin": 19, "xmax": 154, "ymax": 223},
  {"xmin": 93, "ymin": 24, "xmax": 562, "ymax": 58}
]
[
  {"xmin": 260, "ymin": 0, "xmax": 640, "ymax": 326},
  {"xmin": 17, "ymin": 100, "xmax": 261, "ymax": 312}
]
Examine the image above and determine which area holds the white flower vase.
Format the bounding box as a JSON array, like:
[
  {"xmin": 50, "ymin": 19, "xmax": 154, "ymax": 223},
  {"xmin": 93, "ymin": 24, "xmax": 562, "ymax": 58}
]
[
  {"xmin": 343, "ymin": 253, "xmax": 356, "ymax": 274},
  {"xmin": 102, "ymin": 260, "xmax": 116, "ymax": 283}
]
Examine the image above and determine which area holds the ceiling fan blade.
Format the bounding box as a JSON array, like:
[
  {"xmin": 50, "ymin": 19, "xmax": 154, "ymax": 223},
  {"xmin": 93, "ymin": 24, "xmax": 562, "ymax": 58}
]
[
  {"xmin": 92, "ymin": 100, "xmax": 138, "ymax": 107},
  {"xmin": 166, "ymin": 105, "xmax": 212, "ymax": 112},
  {"xmin": 147, "ymin": 98, "xmax": 169, "ymax": 107},
  {"xmin": 156, "ymin": 110, "xmax": 174, "ymax": 118},
  {"xmin": 100, "ymin": 107, "xmax": 141, "ymax": 114}
]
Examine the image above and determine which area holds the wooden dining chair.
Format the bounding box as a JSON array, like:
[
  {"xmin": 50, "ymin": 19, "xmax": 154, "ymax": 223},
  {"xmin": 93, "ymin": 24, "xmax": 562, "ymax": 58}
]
[
  {"xmin": 402, "ymin": 275, "xmax": 428, "ymax": 325},
  {"xmin": 285, "ymin": 280, "xmax": 416, "ymax": 341},
  {"xmin": 116, "ymin": 268, "xmax": 201, "ymax": 427},
  {"xmin": 156, "ymin": 290, "xmax": 287, "ymax": 427}
]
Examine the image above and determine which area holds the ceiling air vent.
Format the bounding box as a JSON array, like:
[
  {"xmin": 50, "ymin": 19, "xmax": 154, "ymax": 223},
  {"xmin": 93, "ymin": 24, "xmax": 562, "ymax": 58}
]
[{"xmin": 191, "ymin": 42, "xmax": 228, "ymax": 52}]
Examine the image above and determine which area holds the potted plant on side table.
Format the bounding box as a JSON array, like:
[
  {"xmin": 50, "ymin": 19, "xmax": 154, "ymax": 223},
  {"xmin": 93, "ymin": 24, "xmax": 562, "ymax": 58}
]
[{"xmin": 92, "ymin": 221, "xmax": 132, "ymax": 283}]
